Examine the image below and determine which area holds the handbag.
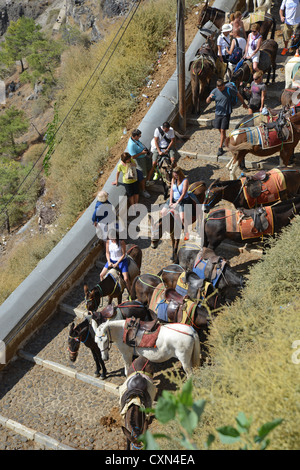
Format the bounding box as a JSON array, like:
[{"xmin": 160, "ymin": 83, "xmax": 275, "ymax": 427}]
[{"xmin": 126, "ymin": 163, "xmax": 137, "ymax": 180}]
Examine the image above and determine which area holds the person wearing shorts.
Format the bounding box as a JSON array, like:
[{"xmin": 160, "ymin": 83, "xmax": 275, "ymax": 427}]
[
  {"xmin": 206, "ymin": 78, "xmax": 247, "ymax": 157},
  {"xmin": 161, "ymin": 166, "xmax": 192, "ymax": 241},
  {"xmin": 148, "ymin": 122, "xmax": 179, "ymax": 182},
  {"xmin": 280, "ymin": 0, "xmax": 300, "ymax": 55},
  {"xmin": 248, "ymin": 70, "xmax": 267, "ymax": 114},
  {"xmin": 100, "ymin": 230, "xmax": 131, "ymax": 297},
  {"xmin": 244, "ymin": 23, "xmax": 262, "ymax": 72},
  {"xmin": 112, "ymin": 152, "xmax": 139, "ymax": 208},
  {"xmin": 126, "ymin": 128, "xmax": 152, "ymax": 198}
]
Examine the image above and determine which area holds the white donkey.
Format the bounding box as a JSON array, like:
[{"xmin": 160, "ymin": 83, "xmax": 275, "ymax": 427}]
[{"xmin": 91, "ymin": 319, "xmax": 201, "ymax": 376}]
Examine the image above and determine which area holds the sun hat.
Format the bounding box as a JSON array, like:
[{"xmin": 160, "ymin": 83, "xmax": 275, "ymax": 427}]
[
  {"xmin": 97, "ymin": 190, "xmax": 109, "ymax": 202},
  {"xmin": 221, "ymin": 23, "xmax": 233, "ymax": 33}
]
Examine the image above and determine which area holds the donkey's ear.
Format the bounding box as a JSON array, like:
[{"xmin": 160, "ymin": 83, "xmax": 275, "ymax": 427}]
[
  {"xmin": 122, "ymin": 426, "xmax": 138, "ymax": 445},
  {"xmin": 83, "ymin": 283, "xmax": 89, "ymax": 295}
]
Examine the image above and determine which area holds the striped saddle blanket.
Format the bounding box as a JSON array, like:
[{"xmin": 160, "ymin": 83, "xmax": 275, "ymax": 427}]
[{"xmin": 230, "ymin": 123, "xmax": 293, "ymax": 150}]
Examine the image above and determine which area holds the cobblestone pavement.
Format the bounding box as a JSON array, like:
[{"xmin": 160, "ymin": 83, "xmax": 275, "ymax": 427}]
[{"xmin": 1, "ymin": 14, "xmax": 300, "ymax": 451}]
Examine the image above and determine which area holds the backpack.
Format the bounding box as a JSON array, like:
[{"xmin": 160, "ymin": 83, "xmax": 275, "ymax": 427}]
[
  {"xmin": 228, "ymin": 39, "xmax": 243, "ymax": 65},
  {"xmin": 226, "ymin": 82, "xmax": 238, "ymax": 107}
]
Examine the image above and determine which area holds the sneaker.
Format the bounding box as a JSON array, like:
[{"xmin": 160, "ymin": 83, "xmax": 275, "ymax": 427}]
[
  {"xmin": 146, "ymin": 180, "xmax": 155, "ymax": 186},
  {"xmin": 153, "ymin": 171, "xmax": 159, "ymax": 181},
  {"xmin": 184, "ymin": 233, "xmax": 189, "ymax": 241},
  {"xmin": 217, "ymin": 147, "xmax": 224, "ymax": 157},
  {"xmin": 281, "ymin": 48, "xmax": 288, "ymax": 56},
  {"xmin": 142, "ymin": 190, "xmax": 151, "ymax": 198}
]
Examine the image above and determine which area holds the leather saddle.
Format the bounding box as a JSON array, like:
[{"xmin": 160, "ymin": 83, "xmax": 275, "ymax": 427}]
[
  {"xmin": 123, "ymin": 317, "xmax": 159, "ymax": 348},
  {"xmin": 120, "ymin": 373, "xmax": 152, "ymax": 411},
  {"xmin": 245, "ymin": 170, "xmax": 269, "ymax": 199},
  {"xmin": 261, "ymin": 111, "xmax": 290, "ymax": 142},
  {"xmin": 241, "ymin": 206, "xmax": 269, "ymax": 232},
  {"xmin": 163, "ymin": 288, "xmax": 186, "ymax": 323}
]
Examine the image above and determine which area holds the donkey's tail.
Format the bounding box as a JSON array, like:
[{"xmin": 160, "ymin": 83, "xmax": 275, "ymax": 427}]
[
  {"xmin": 271, "ymin": 17, "xmax": 276, "ymax": 40},
  {"xmin": 191, "ymin": 330, "xmax": 201, "ymax": 368}
]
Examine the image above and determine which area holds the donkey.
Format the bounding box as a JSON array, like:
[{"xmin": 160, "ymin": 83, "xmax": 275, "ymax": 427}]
[{"xmin": 120, "ymin": 357, "xmax": 156, "ymax": 450}]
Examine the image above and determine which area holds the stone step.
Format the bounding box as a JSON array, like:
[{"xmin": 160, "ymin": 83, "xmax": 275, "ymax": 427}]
[{"xmin": 18, "ymin": 349, "xmax": 120, "ymax": 396}]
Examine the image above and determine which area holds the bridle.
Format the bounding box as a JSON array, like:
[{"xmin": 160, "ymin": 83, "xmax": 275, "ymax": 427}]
[
  {"xmin": 67, "ymin": 326, "xmax": 90, "ymax": 357},
  {"xmin": 95, "ymin": 326, "xmax": 112, "ymax": 355}
]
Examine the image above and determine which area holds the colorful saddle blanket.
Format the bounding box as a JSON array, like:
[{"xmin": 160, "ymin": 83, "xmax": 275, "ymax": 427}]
[
  {"xmin": 175, "ymin": 272, "xmax": 189, "ymax": 297},
  {"xmin": 230, "ymin": 122, "xmax": 293, "ymax": 150},
  {"xmin": 229, "ymin": 126, "xmax": 262, "ymax": 146},
  {"xmin": 241, "ymin": 168, "xmax": 287, "ymax": 208},
  {"xmin": 193, "ymin": 258, "xmax": 226, "ymax": 288},
  {"xmin": 225, "ymin": 207, "xmax": 274, "ymax": 239},
  {"xmin": 123, "ymin": 317, "xmax": 161, "ymax": 348},
  {"xmin": 258, "ymin": 122, "xmax": 294, "ymax": 149}
]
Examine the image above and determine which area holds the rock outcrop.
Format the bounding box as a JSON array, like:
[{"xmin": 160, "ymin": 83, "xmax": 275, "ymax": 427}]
[{"xmin": 0, "ymin": 0, "xmax": 53, "ymax": 36}]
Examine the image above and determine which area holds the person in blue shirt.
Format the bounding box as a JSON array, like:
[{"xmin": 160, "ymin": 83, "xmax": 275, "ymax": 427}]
[
  {"xmin": 206, "ymin": 78, "xmax": 247, "ymax": 158},
  {"xmin": 126, "ymin": 128, "xmax": 152, "ymax": 198},
  {"xmin": 92, "ymin": 190, "xmax": 118, "ymax": 239}
]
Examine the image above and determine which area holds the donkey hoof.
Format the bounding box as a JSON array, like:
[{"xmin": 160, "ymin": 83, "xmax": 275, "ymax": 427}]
[
  {"xmin": 99, "ymin": 373, "xmax": 107, "ymax": 380},
  {"xmin": 94, "ymin": 371, "xmax": 100, "ymax": 378}
]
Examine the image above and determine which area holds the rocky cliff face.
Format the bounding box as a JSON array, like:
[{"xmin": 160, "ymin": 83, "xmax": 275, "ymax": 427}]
[
  {"xmin": 65, "ymin": 0, "xmax": 136, "ymax": 42},
  {"xmin": 0, "ymin": 0, "xmax": 53, "ymax": 36},
  {"xmin": 0, "ymin": 0, "xmax": 137, "ymax": 42}
]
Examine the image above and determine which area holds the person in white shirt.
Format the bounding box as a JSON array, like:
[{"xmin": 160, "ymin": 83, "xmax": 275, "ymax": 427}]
[
  {"xmin": 280, "ymin": 0, "xmax": 300, "ymax": 55},
  {"xmin": 217, "ymin": 23, "xmax": 233, "ymax": 63},
  {"xmin": 244, "ymin": 23, "xmax": 263, "ymax": 72},
  {"xmin": 226, "ymin": 27, "xmax": 247, "ymax": 79},
  {"xmin": 148, "ymin": 121, "xmax": 179, "ymax": 181}
]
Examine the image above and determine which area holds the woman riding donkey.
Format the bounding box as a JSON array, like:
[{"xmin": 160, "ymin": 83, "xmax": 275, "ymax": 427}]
[
  {"xmin": 161, "ymin": 167, "xmax": 199, "ymax": 241},
  {"xmin": 100, "ymin": 229, "xmax": 132, "ymax": 299}
]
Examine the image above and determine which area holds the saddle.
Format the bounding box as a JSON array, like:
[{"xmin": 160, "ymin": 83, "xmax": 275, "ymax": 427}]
[
  {"xmin": 240, "ymin": 206, "xmax": 269, "ymax": 233},
  {"xmin": 120, "ymin": 373, "xmax": 153, "ymax": 412},
  {"xmin": 244, "ymin": 170, "xmax": 269, "ymax": 199},
  {"xmin": 106, "ymin": 268, "xmax": 126, "ymax": 293},
  {"xmin": 193, "ymin": 249, "xmax": 226, "ymax": 288},
  {"xmin": 100, "ymin": 304, "xmax": 116, "ymax": 319},
  {"xmin": 260, "ymin": 112, "xmax": 291, "ymax": 143},
  {"xmin": 123, "ymin": 317, "xmax": 160, "ymax": 348}
]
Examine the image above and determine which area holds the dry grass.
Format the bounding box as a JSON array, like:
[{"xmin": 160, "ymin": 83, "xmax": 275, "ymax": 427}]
[{"xmin": 0, "ymin": 0, "xmax": 198, "ymax": 303}]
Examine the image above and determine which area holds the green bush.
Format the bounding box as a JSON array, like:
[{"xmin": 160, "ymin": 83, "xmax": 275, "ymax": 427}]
[{"xmin": 187, "ymin": 217, "xmax": 300, "ymax": 450}]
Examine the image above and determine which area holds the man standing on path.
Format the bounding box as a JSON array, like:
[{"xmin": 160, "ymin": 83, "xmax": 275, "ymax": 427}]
[
  {"xmin": 280, "ymin": 0, "xmax": 300, "ymax": 56},
  {"xmin": 126, "ymin": 128, "xmax": 152, "ymax": 198},
  {"xmin": 206, "ymin": 78, "xmax": 248, "ymax": 158}
]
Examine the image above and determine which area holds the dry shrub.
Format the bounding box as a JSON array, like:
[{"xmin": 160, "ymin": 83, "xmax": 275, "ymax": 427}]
[
  {"xmin": 0, "ymin": 228, "xmax": 63, "ymax": 304},
  {"xmin": 0, "ymin": 0, "xmax": 184, "ymax": 303},
  {"xmin": 154, "ymin": 218, "xmax": 300, "ymax": 450},
  {"xmin": 46, "ymin": 0, "xmax": 177, "ymax": 218},
  {"xmin": 188, "ymin": 217, "xmax": 300, "ymax": 450}
]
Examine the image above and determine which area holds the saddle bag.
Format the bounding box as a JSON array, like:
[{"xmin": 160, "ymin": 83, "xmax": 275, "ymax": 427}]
[{"xmin": 228, "ymin": 39, "xmax": 243, "ymax": 65}]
